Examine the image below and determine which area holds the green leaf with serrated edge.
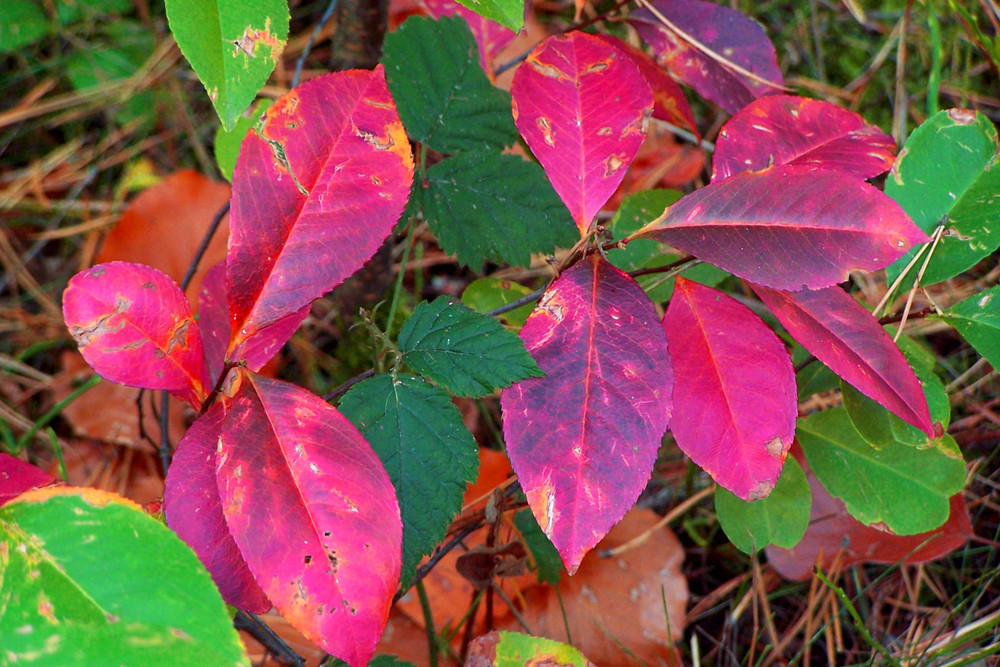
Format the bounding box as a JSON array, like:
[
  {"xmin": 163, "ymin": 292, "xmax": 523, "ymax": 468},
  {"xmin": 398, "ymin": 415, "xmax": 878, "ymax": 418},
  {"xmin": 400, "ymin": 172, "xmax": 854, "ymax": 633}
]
[
  {"xmin": 398, "ymin": 296, "xmax": 543, "ymax": 397},
  {"xmin": 495, "ymin": 631, "xmax": 592, "ymax": 667},
  {"xmin": 214, "ymin": 98, "xmax": 272, "ymax": 182},
  {"xmin": 454, "ymin": 0, "xmax": 524, "ymax": 32},
  {"xmin": 0, "ymin": 0, "xmax": 49, "ymax": 53},
  {"xmin": 842, "ymin": 336, "xmax": 950, "ymax": 448},
  {"xmin": 0, "ymin": 489, "xmax": 248, "ymax": 666},
  {"xmin": 797, "ymin": 408, "xmax": 965, "ymax": 535},
  {"xmin": 606, "ymin": 189, "xmax": 728, "ymax": 302},
  {"xmin": 462, "ymin": 277, "xmax": 535, "ymax": 331},
  {"xmin": 326, "ymin": 656, "xmax": 418, "ymax": 667},
  {"xmin": 339, "ymin": 374, "xmax": 479, "ymax": 585},
  {"xmin": 383, "ymin": 16, "xmax": 517, "ymax": 154},
  {"xmin": 938, "ymin": 285, "xmax": 1000, "ymax": 370},
  {"xmin": 423, "ymin": 150, "xmax": 577, "ymax": 268},
  {"xmin": 165, "ymin": 0, "xmax": 288, "ymax": 131},
  {"xmin": 715, "ymin": 456, "xmax": 810, "ymax": 554},
  {"xmin": 886, "ymin": 110, "xmax": 1000, "ymax": 292},
  {"xmin": 513, "ymin": 509, "xmax": 564, "ymax": 584}
]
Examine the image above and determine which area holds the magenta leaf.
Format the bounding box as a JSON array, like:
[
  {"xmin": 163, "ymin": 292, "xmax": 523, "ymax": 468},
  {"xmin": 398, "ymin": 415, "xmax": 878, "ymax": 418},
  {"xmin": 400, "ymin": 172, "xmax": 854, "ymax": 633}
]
[
  {"xmin": 664, "ymin": 278, "xmax": 796, "ymax": 500},
  {"xmin": 592, "ymin": 34, "xmax": 698, "ymax": 138},
  {"xmin": 198, "ymin": 263, "xmax": 309, "ymax": 386},
  {"xmin": 217, "ymin": 371, "xmax": 401, "ymax": 667},
  {"xmin": 752, "ymin": 284, "xmax": 933, "ymax": 436},
  {"xmin": 511, "ymin": 31, "xmax": 653, "ymax": 235},
  {"xmin": 423, "ymin": 0, "xmax": 518, "ymax": 74},
  {"xmin": 63, "ymin": 261, "xmax": 207, "ymax": 407},
  {"xmin": 227, "ymin": 66, "xmax": 414, "ymax": 348},
  {"xmin": 712, "ymin": 95, "xmax": 896, "ymax": 181},
  {"xmin": 629, "ymin": 0, "xmax": 782, "ymax": 114},
  {"xmin": 0, "ymin": 453, "xmax": 56, "ymax": 507},
  {"xmin": 163, "ymin": 402, "xmax": 270, "ymax": 613},
  {"xmin": 632, "ymin": 165, "xmax": 930, "ymax": 290},
  {"xmin": 501, "ymin": 256, "xmax": 672, "ymax": 573}
]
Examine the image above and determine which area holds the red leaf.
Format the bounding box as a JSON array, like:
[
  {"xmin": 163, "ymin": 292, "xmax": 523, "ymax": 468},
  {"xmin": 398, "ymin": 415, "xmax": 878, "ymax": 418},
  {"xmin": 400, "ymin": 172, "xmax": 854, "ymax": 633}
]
[
  {"xmin": 765, "ymin": 445, "xmax": 971, "ymax": 581},
  {"xmin": 228, "ymin": 66, "xmax": 414, "ymax": 348},
  {"xmin": 164, "ymin": 403, "xmax": 270, "ymax": 613},
  {"xmin": 217, "ymin": 371, "xmax": 402, "ymax": 667},
  {"xmin": 629, "ymin": 0, "xmax": 782, "ymax": 114},
  {"xmin": 632, "ymin": 165, "xmax": 930, "ymax": 290},
  {"xmin": 501, "ymin": 256, "xmax": 672, "ymax": 573},
  {"xmin": 199, "ymin": 263, "xmax": 309, "ymax": 386},
  {"xmin": 752, "ymin": 284, "xmax": 933, "ymax": 435},
  {"xmin": 423, "ymin": 0, "xmax": 517, "ymax": 76},
  {"xmin": 511, "ymin": 31, "xmax": 653, "ymax": 234},
  {"xmin": 664, "ymin": 278, "xmax": 796, "ymax": 500},
  {"xmin": 712, "ymin": 95, "xmax": 896, "ymax": 182},
  {"xmin": 63, "ymin": 261, "xmax": 207, "ymax": 407},
  {"xmin": 0, "ymin": 453, "xmax": 56, "ymax": 506},
  {"xmin": 592, "ymin": 34, "xmax": 698, "ymax": 138}
]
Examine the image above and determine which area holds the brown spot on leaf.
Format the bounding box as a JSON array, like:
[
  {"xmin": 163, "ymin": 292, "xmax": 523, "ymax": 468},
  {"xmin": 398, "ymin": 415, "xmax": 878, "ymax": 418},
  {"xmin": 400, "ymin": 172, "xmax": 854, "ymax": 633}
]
[
  {"xmin": 537, "ymin": 117, "xmax": 554, "ymax": 147},
  {"xmin": 745, "ymin": 479, "xmax": 775, "ymax": 501},
  {"xmin": 70, "ymin": 313, "xmax": 126, "ymax": 347},
  {"xmin": 232, "ymin": 17, "xmax": 285, "ymax": 63},
  {"xmin": 604, "ymin": 154, "xmax": 624, "ymax": 176},
  {"xmin": 764, "ymin": 436, "xmax": 784, "ymax": 458},
  {"xmin": 528, "ymin": 57, "xmax": 568, "ymax": 80},
  {"xmin": 165, "ymin": 319, "xmax": 190, "ymax": 354},
  {"xmin": 946, "ymin": 108, "xmax": 977, "ymax": 125}
]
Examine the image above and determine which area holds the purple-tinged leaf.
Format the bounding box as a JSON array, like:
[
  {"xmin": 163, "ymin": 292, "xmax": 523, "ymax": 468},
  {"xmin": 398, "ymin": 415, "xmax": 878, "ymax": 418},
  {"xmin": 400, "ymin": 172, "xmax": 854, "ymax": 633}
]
[
  {"xmin": 632, "ymin": 165, "xmax": 929, "ymax": 290},
  {"xmin": 664, "ymin": 278, "xmax": 796, "ymax": 500},
  {"xmin": 501, "ymin": 256, "xmax": 672, "ymax": 573},
  {"xmin": 198, "ymin": 263, "xmax": 308, "ymax": 386},
  {"xmin": 164, "ymin": 402, "xmax": 270, "ymax": 613},
  {"xmin": 423, "ymin": 0, "xmax": 517, "ymax": 75},
  {"xmin": 629, "ymin": 0, "xmax": 782, "ymax": 114},
  {"xmin": 752, "ymin": 284, "xmax": 933, "ymax": 436},
  {"xmin": 228, "ymin": 66, "xmax": 414, "ymax": 348},
  {"xmin": 511, "ymin": 31, "xmax": 653, "ymax": 235},
  {"xmin": 592, "ymin": 34, "xmax": 698, "ymax": 138},
  {"xmin": 217, "ymin": 371, "xmax": 401, "ymax": 667},
  {"xmin": 712, "ymin": 95, "xmax": 895, "ymax": 181},
  {"xmin": 63, "ymin": 261, "xmax": 206, "ymax": 408}
]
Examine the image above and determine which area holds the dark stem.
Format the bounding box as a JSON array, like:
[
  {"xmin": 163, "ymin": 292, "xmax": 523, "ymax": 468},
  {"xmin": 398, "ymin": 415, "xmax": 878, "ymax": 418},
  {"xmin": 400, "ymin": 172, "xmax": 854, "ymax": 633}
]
[
  {"xmin": 292, "ymin": 0, "xmax": 339, "ymax": 87},
  {"xmin": 180, "ymin": 201, "xmax": 229, "ymax": 292},
  {"xmin": 234, "ymin": 610, "xmax": 306, "ymax": 667},
  {"xmin": 158, "ymin": 391, "xmax": 171, "ymax": 475},
  {"xmin": 322, "ymin": 368, "xmax": 376, "ymax": 402},
  {"xmin": 485, "ymin": 284, "xmax": 548, "ymax": 317}
]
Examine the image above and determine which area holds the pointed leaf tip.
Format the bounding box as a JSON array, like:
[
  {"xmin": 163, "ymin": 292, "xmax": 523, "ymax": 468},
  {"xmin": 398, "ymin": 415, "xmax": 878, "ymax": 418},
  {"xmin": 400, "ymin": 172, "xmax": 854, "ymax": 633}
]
[
  {"xmin": 511, "ymin": 31, "xmax": 653, "ymax": 234},
  {"xmin": 228, "ymin": 67, "xmax": 413, "ymax": 346}
]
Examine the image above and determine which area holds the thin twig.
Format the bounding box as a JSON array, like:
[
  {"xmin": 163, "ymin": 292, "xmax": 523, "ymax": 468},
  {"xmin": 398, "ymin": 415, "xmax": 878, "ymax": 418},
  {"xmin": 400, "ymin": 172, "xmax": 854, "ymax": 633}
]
[
  {"xmin": 600, "ymin": 485, "xmax": 714, "ymax": 557},
  {"xmin": 292, "ymin": 0, "xmax": 339, "ymax": 88},
  {"xmin": 486, "ymin": 284, "xmax": 548, "ymax": 317},
  {"xmin": 180, "ymin": 201, "xmax": 229, "ymax": 292},
  {"xmin": 322, "ymin": 368, "xmax": 376, "ymax": 402},
  {"xmin": 234, "ymin": 611, "xmax": 306, "ymax": 667}
]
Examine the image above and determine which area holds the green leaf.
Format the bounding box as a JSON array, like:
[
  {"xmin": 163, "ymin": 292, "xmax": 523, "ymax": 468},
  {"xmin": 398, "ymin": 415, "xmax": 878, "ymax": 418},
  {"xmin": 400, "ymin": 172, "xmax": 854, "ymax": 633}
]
[
  {"xmin": 339, "ymin": 375, "xmax": 479, "ymax": 585},
  {"xmin": 886, "ymin": 110, "xmax": 1000, "ymax": 291},
  {"xmin": 423, "ymin": 150, "xmax": 577, "ymax": 268},
  {"xmin": 462, "ymin": 277, "xmax": 536, "ymax": 332},
  {"xmin": 797, "ymin": 408, "xmax": 966, "ymax": 535},
  {"xmin": 938, "ymin": 285, "xmax": 1000, "ymax": 370},
  {"xmin": 513, "ymin": 509, "xmax": 564, "ymax": 584},
  {"xmin": 715, "ymin": 456, "xmax": 811, "ymax": 554},
  {"xmin": 214, "ymin": 98, "xmax": 273, "ymax": 182},
  {"xmin": 0, "ymin": 489, "xmax": 249, "ymax": 666},
  {"xmin": 455, "ymin": 0, "xmax": 525, "ymax": 32},
  {"xmin": 165, "ymin": 0, "xmax": 288, "ymax": 131},
  {"xmin": 0, "ymin": 0, "xmax": 50, "ymax": 53},
  {"xmin": 398, "ymin": 296, "xmax": 543, "ymax": 397},
  {"xmin": 841, "ymin": 335, "xmax": 950, "ymax": 448},
  {"xmin": 495, "ymin": 631, "xmax": 592, "ymax": 667},
  {"xmin": 795, "ymin": 359, "xmax": 840, "ymax": 400},
  {"xmin": 382, "ymin": 16, "xmax": 517, "ymax": 154}
]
